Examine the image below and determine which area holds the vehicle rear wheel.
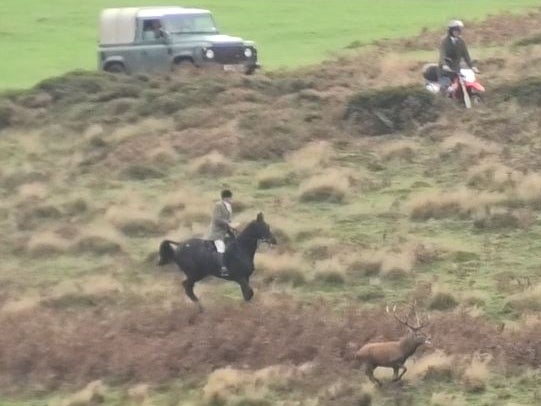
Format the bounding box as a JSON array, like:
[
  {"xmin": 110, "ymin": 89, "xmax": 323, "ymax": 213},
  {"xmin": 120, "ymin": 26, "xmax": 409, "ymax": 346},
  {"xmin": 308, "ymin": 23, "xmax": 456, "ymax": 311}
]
[{"xmin": 104, "ymin": 62, "xmax": 126, "ymax": 74}]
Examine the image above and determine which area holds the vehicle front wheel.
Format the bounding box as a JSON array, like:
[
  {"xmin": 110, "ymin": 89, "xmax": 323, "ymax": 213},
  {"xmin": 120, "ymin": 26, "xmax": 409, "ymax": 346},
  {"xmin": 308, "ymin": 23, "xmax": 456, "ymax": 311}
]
[
  {"xmin": 172, "ymin": 59, "xmax": 196, "ymax": 73},
  {"xmin": 104, "ymin": 62, "xmax": 126, "ymax": 74},
  {"xmin": 244, "ymin": 65, "xmax": 257, "ymax": 75}
]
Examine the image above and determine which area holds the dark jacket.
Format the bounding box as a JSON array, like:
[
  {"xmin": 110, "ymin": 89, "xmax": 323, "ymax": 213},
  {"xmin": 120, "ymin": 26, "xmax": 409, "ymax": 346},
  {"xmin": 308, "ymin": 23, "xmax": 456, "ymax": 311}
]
[{"xmin": 439, "ymin": 35, "xmax": 473, "ymax": 72}]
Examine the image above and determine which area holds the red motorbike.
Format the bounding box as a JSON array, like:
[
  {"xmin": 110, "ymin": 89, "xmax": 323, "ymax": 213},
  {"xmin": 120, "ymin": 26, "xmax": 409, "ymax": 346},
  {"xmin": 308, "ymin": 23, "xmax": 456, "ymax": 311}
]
[{"xmin": 422, "ymin": 63, "xmax": 485, "ymax": 108}]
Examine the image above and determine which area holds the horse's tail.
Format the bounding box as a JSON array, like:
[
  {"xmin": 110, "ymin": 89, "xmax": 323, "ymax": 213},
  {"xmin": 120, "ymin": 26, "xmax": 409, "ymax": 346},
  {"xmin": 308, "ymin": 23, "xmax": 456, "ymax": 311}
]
[{"xmin": 158, "ymin": 240, "xmax": 179, "ymax": 265}]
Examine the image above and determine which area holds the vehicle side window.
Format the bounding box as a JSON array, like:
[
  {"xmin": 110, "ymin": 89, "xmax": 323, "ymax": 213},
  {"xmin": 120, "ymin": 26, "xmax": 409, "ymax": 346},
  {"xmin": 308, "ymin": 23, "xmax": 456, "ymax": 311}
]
[{"xmin": 142, "ymin": 19, "xmax": 165, "ymax": 42}]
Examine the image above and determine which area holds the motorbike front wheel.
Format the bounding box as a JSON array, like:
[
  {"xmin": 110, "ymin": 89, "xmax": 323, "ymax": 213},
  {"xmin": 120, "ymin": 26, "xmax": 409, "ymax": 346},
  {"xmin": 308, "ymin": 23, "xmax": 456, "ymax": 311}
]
[{"xmin": 470, "ymin": 93, "xmax": 483, "ymax": 105}]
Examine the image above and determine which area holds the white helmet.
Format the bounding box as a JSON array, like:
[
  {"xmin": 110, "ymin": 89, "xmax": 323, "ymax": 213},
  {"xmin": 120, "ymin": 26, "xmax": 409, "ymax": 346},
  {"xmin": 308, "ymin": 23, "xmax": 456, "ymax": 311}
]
[{"xmin": 447, "ymin": 20, "xmax": 464, "ymax": 30}]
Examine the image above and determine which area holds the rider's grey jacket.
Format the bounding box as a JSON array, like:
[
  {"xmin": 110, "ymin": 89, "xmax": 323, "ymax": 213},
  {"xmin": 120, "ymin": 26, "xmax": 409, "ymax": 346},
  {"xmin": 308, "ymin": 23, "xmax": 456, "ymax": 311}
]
[{"xmin": 207, "ymin": 200, "xmax": 232, "ymax": 240}]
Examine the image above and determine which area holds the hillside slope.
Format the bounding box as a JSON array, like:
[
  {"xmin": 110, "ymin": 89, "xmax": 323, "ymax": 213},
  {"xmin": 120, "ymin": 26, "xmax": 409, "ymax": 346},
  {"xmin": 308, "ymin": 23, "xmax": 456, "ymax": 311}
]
[{"xmin": 1, "ymin": 10, "xmax": 541, "ymax": 406}]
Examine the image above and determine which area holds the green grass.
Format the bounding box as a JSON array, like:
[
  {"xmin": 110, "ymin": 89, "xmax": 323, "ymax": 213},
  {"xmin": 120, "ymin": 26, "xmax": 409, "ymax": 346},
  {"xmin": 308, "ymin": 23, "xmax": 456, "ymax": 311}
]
[{"xmin": 0, "ymin": 0, "xmax": 540, "ymax": 89}]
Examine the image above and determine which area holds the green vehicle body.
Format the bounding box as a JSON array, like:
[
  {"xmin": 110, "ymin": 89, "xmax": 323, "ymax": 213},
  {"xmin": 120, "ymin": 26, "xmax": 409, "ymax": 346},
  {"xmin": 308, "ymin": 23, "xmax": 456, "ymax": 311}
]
[{"xmin": 98, "ymin": 6, "xmax": 259, "ymax": 74}]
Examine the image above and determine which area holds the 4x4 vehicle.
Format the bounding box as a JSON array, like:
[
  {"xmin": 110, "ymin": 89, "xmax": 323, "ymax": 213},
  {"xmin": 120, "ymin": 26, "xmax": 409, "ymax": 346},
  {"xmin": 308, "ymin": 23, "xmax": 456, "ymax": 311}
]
[{"xmin": 98, "ymin": 7, "xmax": 259, "ymax": 75}]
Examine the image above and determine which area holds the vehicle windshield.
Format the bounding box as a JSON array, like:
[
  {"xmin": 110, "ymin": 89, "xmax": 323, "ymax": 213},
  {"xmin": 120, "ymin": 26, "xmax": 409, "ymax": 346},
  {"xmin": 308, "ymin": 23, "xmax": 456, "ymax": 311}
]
[{"xmin": 162, "ymin": 13, "xmax": 218, "ymax": 34}]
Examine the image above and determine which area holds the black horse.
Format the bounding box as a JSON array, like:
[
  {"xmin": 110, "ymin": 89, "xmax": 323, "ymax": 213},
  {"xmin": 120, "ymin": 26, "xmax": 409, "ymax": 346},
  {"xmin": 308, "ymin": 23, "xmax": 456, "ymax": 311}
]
[{"xmin": 158, "ymin": 212, "xmax": 276, "ymax": 309}]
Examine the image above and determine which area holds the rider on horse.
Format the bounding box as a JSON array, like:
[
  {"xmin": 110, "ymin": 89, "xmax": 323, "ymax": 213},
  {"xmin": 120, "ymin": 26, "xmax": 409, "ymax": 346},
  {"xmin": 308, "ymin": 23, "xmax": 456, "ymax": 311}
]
[{"xmin": 207, "ymin": 189, "xmax": 239, "ymax": 277}]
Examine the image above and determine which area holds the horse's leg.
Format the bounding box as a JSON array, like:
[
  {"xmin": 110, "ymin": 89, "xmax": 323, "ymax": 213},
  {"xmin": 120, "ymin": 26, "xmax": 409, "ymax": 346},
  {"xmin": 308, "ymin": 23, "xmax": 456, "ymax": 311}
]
[
  {"xmin": 236, "ymin": 277, "xmax": 254, "ymax": 301},
  {"xmin": 182, "ymin": 279, "xmax": 203, "ymax": 312}
]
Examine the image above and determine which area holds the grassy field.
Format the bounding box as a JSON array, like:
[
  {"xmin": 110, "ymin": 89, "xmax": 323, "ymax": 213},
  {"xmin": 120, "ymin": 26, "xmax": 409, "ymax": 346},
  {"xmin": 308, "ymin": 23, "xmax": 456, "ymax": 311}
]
[{"xmin": 0, "ymin": 0, "xmax": 540, "ymax": 89}]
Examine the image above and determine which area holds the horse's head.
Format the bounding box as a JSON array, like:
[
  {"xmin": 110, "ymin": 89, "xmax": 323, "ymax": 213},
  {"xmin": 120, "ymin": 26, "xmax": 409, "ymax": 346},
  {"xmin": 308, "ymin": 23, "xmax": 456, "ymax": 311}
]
[{"xmin": 242, "ymin": 212, "xmax": 277, "ymax": 245}]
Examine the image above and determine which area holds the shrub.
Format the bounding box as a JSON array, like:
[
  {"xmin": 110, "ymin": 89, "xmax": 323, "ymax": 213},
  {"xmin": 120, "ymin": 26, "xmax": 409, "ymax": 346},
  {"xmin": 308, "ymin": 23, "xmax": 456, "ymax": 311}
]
[
  {"xmin": 286, "ymin": 141, "xmax": 335, "ymax": 173},
  {"xmin": 407, "ymin": 350, "xmax": 455, "ymax": 382},
  {"xmin": 380, "ymin": 252, "xmax": 415, "ymax": 280},
  {"xmin": 430, "ymin": 392, "xmax": 466, "ymax": 406},
  {"xmin": 26, "ymin": 232, "xmax": 71, "ymax": 257},
  {"xmin": 378, "ymin": 140, "xmax": 417, "ymax": 162},
  {"xmin": 255, "ymin": 253, "xmax": 307, "ymax": 286},
  {"xmin": 0, "ymin": 100, "xmax": 14, "ymax": 130},
  {"xmin": 120, "ymin": 164, "xmax": 165, "ymax": 180},
  {"xmin": 493, "ymin": 77, "xmax": 541, "ymax": 107},
  {"xmin": 299, "ymin": 169, "xmax": 349, "ymax": 203},
  {"xmin": 462, "ymin": 354, "xmax": 491, "ymax": 393},
  {"xmin": 357, "ymin": 286, "xmax": 385, "ymax": 301},
  {"xmin": 190, "ymin": 151, "xmax": 234, "ymax": 177},
  {"xmin": 74, "ymin": 235, "xmax": 123, "ymax": 255},
  {"xmin": 256, "ymin": 166, "xmax": 295, "ymax": 189},
  {"xmin": 58, "ymin": 380, "xmax": 106, "ymax": 406},
  {"xmin": 505, "ymin": 283, "xmax": 541, "ymax": 312},
  {"xmin": 429, "ymin": 291, "xmax": 458, "ymax": 311},
  {"xmin": 344, "ymin": 86, "xmax": 442, "ymax": 135}
]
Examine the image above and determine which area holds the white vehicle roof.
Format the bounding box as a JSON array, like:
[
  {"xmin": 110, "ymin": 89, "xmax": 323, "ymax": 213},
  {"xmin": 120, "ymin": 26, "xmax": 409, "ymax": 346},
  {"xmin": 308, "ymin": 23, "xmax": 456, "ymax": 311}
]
[{"xmin": 99, "ymin": 7, "xmax": 211, "ymax": 45}]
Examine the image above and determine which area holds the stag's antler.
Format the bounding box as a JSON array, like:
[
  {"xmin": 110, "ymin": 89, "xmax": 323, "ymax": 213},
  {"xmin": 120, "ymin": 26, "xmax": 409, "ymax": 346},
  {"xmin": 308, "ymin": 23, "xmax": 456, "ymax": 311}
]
[{"xmin": 386, "ymin": 302, "xmax": 429, "ymax": 331}]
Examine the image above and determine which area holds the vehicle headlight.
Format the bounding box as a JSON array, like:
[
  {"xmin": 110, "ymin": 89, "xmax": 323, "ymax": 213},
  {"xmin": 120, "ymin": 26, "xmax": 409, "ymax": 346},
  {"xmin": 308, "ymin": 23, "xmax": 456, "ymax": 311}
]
[
  {"xmin": 205, "ymin": 49, "xmax": 214, "ymax": 59},
  {"xmin": 244, "ymin": 48, "xmax": 253, "ymax": 58}
]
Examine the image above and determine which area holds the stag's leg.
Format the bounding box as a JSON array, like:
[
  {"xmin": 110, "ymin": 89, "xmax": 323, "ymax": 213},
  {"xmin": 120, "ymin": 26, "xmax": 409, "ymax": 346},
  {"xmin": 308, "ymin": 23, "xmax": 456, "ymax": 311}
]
[
  {"xmin": 397, "ymin": 364, "xmax": 407, "ymax": 380},
  {"xmin": 366, "ymin": 364, "xmax": 382, "ymax": 387},
  {"xmin": 392, "ymin": 366, "xmax": 400, "ymax": 381},
  {"xmin": 182, "ymin": 279, "xmax": 203, "ymax": 312},
  {"xmin": 237, "ymin": 278, "xmax": 254, "ymax": 301}
]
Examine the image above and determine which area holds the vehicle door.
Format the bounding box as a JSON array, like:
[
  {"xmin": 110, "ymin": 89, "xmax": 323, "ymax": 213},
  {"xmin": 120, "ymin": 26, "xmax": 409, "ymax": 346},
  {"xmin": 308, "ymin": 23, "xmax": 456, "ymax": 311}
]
[{"xmin": 136, "ymin": 18, "xmax": 171, "ymax": 72}]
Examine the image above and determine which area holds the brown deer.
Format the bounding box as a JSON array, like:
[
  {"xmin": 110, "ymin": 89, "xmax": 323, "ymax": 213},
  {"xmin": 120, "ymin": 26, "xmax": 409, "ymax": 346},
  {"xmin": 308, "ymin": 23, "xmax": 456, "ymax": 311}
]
[{"xmin": 355, "ymin": 303, "xmax": 430, "ymax": 386}]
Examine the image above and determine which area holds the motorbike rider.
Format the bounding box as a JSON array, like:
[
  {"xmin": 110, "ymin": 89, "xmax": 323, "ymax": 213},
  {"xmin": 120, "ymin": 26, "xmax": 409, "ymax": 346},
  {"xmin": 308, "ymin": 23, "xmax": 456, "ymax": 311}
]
[{"xmin": 439, "ymin": 20, "xmax": 479, "ymax": 93}]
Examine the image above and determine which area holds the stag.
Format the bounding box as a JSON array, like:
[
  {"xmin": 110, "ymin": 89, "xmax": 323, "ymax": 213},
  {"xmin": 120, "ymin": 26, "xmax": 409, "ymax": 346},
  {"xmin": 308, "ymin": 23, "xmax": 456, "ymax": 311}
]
[{"xmin": 355, "ymin": 303, "xmax": 430, "ymax": 386}]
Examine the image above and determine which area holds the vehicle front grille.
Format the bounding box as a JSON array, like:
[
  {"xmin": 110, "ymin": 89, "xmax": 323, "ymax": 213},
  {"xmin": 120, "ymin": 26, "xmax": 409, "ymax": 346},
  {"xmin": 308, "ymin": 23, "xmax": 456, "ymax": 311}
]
[{"xmin": 211, "ymin": 46, "xmax": 247, "ymax": 63}]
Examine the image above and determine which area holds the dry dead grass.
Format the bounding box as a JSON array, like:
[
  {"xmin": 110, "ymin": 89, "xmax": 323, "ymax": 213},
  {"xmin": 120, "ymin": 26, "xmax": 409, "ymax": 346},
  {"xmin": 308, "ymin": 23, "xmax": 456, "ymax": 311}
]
[
  {"xmin": 462, "ymin": 353, "xmax": 491, "ymax": 393},
  {"xmin": 1, "ymin": 295, "xmax": 41, "ymax": 314},
  {"xmin": 17, "ymin": 181, "xmax": 49, "ymax": 200},
  {"xmin": 54, "ymin": 380, "xmax": 106, "ymax": 406},
  {"xmin": 313, "ymin": 258, "xmax": 347, "ymax": 284},
  {"xmin": 26, "ymin": 231, "xmax": 71, "ymax": 256},
  {"xmin": 409, "ymin": 188, "xmax": 506, "ymax": 220},
  {"xmin": 255, "ymin": 252, "xmax": 307, "ymax": 286},
  {"xmin": 428, "ymin": 286, "xmax": 459, "ymax": 311},
  {"xmin": 286, "ymin": 141, "xmax": 335, "ymax": 173},
  {"xmin": 346, "ymin": 241, "xmax": 439, "ymax": 278},
  {"xmin": 345, "ymin": 250, "xmax": 385, "ymax": 276},
  {"xmin": 109, "ymin": 118, "xmax": 173, "ymax": 144},
  {"xmin": 506, "ymin": 283, "xmax": 541, "ymax": 313},
  {"xmin": 189, "ymin": 150, "xmax": 234, "ymax": 177},
  {"xmin": 299, "ymin": 168, "xmax": 350, "ymax": 203},
  {"xmin": 256, "ymin": 165, "xmax": 295, "ymax": 189},
  {"xmin": 380, "ymin": 250, "xmax": 416, "ymax": 280},
  {"xmin": 105, "ymin": 203, "xmax": 162, "ymax": 237},
  {"xmin": 406, "ymin": 350, "xmax": 455, "ymax": 382},
  {"xmin": 467, "ymin": 160, "xmax": 521, "ymax": 190},
  {"xmin": 378, "ymin": 140, "xmax": 418, "ymax": 162},
  {"xmin": 202, "ymin": 364, "xmax": 304, "ymax": 405},
  {"xmin": 430, "ymin": 391, "xmax": 466, "ymax": 406},
  {"xmin": 269, "ymin": 217, "xmax": 326, "ymax": 245},
  {"xmin": 73, "ymin": 224, "xmax": 126, "ymax": 255},
  {"xmin": 126, "ymin": 383, "xmax": 150, "ymax": 404},
  {"xmin": 473, "ymin": 207, "xmax": 537, "ymax": 230},
  {"xmin": 440, "ymin": 133, "xmax": 502, "ymax": 157},
  {"xmin": 514, "ymin": 173, "xmax": 541, "ymax": 205}
]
